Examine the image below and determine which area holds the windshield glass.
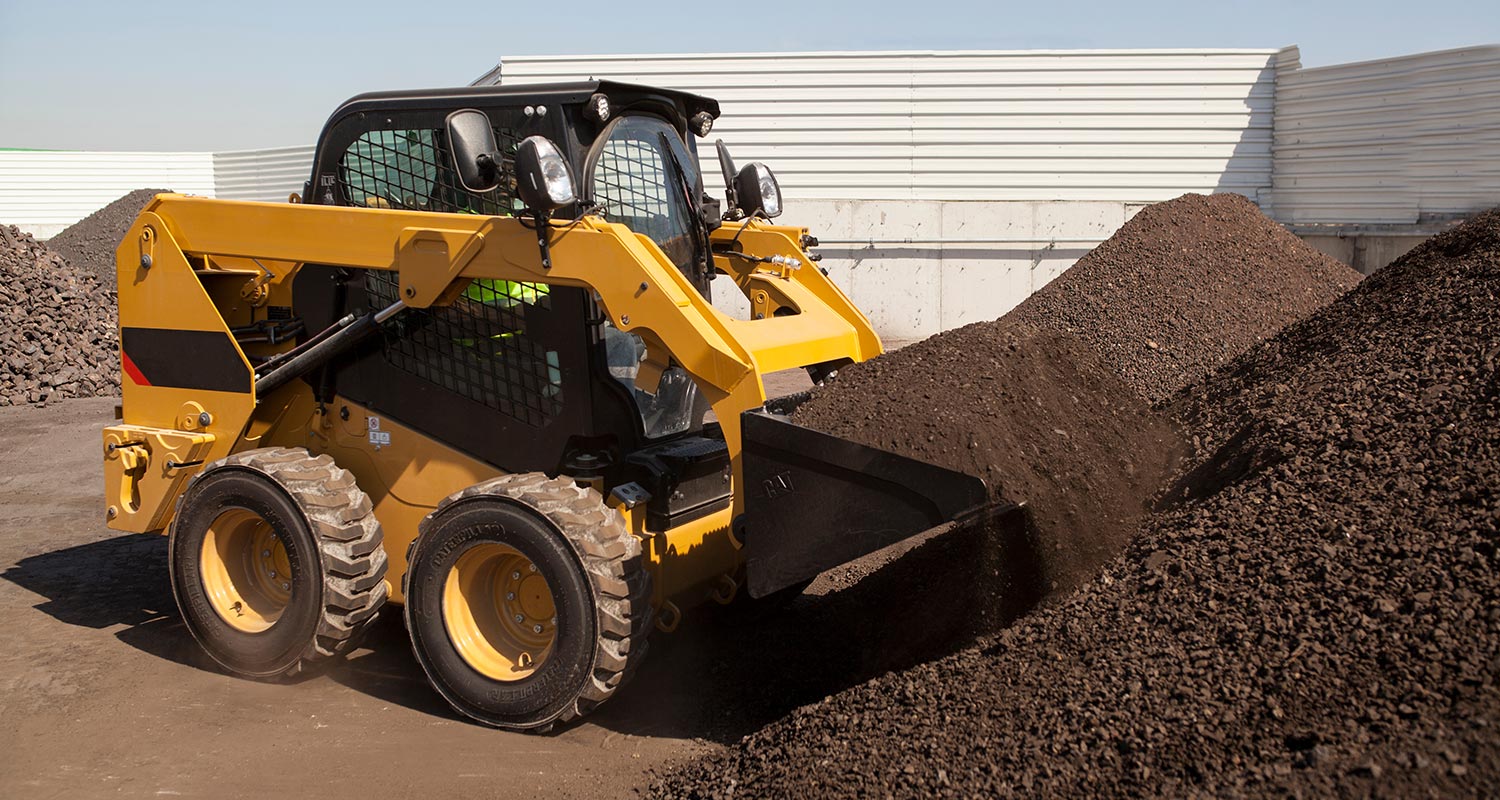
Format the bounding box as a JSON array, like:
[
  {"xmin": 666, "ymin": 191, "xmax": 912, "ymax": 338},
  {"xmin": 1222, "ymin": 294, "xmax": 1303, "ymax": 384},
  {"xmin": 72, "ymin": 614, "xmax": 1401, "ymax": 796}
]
[
  {"xmin": 591, "ymin": 116, "xmax": 705, "ymax": 439},
  {"xmin": 589, "ymin": 115, "xmax": 701, "ymax": 274}
]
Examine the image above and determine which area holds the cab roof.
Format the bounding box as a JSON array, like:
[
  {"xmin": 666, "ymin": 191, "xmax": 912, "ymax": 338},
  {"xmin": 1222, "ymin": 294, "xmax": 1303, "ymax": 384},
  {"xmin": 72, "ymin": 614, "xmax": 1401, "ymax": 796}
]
[{"xmin": 328, "ymin": 80, "xmax": 720, "ymax": 125}]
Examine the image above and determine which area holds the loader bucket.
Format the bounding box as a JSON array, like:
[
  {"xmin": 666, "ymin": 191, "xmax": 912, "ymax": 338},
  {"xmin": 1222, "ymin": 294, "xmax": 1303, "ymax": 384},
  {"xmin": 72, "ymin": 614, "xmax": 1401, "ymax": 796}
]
[{"xmin": 739, "ymin": 397, "xmax": 993, "ymax": 598}]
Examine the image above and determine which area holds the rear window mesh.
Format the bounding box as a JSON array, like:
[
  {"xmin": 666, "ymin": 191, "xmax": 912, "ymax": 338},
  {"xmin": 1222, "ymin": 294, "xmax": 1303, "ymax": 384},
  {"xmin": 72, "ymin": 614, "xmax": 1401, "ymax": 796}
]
[
  {"xmin": 364, "ymin": 270, "xmax": 562, "ymax": 428},
  {"xmin": 338, "ymin": 127, "xmax": 523, "ymax": 215}
]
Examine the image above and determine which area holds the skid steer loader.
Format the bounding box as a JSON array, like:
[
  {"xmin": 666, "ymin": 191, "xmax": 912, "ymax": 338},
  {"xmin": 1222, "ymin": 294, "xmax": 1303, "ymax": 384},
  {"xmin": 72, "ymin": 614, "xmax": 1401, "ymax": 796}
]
[{"xmin": 102, "ymin": 80, "xmax": 995, "ymax": 731}]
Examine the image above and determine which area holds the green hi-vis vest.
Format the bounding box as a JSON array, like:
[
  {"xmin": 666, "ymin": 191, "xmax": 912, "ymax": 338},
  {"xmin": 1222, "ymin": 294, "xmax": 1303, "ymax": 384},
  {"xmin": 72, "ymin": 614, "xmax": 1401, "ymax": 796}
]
[{"xmin": 465, "ymin": 279, "xmax": 548, "ymax": 307}]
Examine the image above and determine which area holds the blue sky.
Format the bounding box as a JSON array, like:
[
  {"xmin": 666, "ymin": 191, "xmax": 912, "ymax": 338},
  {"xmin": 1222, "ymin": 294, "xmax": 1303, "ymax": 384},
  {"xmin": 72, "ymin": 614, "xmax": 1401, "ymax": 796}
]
[{"xmin": 1, "ymin": 0, "xmax": 1495, "ymax": 151}]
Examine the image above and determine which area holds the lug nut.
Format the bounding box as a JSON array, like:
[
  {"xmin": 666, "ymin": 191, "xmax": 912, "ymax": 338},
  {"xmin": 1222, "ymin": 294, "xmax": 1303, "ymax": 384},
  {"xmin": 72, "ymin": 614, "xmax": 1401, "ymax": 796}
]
[
  {"xmin": 506, "ymin": 592, "xmax": 516, "ymax": 601},
  {"xmin": 282, "ymin": 582, "xmax": 290, "ymax": 591},
  {"xmin": 512, "ymin": 571, "xmax": 521, "ymax": 580},
  {"xmin": 514, "ymin": 614, "xmax": 524, "ymax": 623},
  {"xmin": 528, "ymin": 564, "xmax": 537, "ymax": 573},
  {"xmin": 533, "ymin": 624, "xmax": 543, "ymax": 633},
  {"xmin": 262, "ymin": 550, "xmax": 271, "ymax": 558}
]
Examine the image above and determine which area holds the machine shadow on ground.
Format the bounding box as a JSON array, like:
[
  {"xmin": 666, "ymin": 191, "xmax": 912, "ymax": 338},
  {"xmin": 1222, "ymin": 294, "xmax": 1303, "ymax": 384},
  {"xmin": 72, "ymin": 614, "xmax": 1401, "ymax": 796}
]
[
  {"xmin": 587, "ymin": 514, "xmax": 1044, "ymax": 743},
  {"xmin": 2, "ymin": 533, "xmax": 218, "ymax": 671},
  {"xmin": 3, "ymin": 516, "xmax": 1042, "ymax": 744}
]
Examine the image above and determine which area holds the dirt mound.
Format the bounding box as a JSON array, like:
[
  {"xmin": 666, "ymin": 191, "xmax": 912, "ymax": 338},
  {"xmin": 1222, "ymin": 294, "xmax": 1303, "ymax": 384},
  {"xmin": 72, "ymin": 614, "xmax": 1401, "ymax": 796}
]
[
  {"xmin": 794, "ymin": 327, "xmax": 1182, "ymax": 602},
  {"xmin": 1007, "ymin": 192, "xmax": 1361, "ymax": 405},
  {"xmin": 652, "ymin": 210, "xmax": 1500, "ymax": 797},
  {"xmin": 0, "ymin": 225, "xmax": 120, "ymax": 406},
  {"xmin": 47, "ymin": 189, "xmax": 166, "ymax": 287}
]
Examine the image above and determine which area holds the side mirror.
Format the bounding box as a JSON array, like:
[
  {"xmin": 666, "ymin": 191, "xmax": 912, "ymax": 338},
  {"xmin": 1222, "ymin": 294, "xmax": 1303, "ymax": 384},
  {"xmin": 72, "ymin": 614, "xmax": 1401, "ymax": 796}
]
[
  {"xmin": 715, "ymin": 140, "xmax": 738, "ymax": 213},
  {"xmin": 445, "ymin": 109, "xmax": 501, "ymax": 193},
  {"xmin": 734, "ymin": 162, "xmax": 783, "ymax": 219},
  {"xmin": 514, "ymin": 136, "xmax": 577, "ymax": 213}
]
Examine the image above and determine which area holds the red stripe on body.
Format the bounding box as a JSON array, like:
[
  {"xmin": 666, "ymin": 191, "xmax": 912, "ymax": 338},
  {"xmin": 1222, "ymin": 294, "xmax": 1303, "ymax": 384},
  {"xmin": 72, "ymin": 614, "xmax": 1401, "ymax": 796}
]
[{"xmin": 121, "ymin": 350, "xmax": 151, "ymax": 386}]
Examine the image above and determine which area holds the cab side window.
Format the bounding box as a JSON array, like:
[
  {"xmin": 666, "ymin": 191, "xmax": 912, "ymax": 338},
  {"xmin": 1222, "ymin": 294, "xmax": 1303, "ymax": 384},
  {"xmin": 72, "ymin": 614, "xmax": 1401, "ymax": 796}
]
[
  {"xmin": 591, "ymin": 116, "xmax": 699, "ymax": 270},
  {"xmin": 365, "ymin": 271, "xmax": 563, "ymax": 428},
  {"xmin": 336, "ymin": 119, "xmax": 527, "ymax": 215}
]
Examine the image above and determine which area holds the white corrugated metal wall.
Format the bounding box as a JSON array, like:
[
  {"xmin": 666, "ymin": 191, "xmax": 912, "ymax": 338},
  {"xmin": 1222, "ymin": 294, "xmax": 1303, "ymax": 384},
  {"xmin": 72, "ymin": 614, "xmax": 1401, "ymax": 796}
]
[
  {"xmin": 0, "ymin": 151, "xmax": 215, "ymax": 239},
  {"xmin": 213, "ymin": 146, "xmax": 316, "ymax": 203},
  {"xmin": 1271, "ymin": 45, "xmax": 1500, "ymax": 224},
  {"xmin": 492, "ymin": 49, "xmax": 1283, "ymax": 337},
  {"xmin": 492, "ymin": 49, "xmax": 1281, "ymax": 203}
]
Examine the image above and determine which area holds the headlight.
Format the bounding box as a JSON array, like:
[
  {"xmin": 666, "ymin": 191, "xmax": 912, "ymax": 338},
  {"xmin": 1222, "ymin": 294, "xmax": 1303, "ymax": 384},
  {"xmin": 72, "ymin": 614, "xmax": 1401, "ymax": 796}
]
[
  {"xmin": 514, "ymin": 135, "xmax": 577, "ymax": 211},
  {"xmin": 755, "ymin": 164, "xmax": 781, "ymax": 217},
  {"xmin": 734, "ymin": 162, "xmax": 782, "ymax": 219}
]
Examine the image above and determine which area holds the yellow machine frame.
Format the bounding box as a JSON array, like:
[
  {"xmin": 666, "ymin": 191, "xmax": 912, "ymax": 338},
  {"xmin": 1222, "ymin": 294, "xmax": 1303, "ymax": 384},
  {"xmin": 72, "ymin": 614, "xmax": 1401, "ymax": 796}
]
[{"xmin": 104, "ymin": 194, "xmax": 881, "ymax": 607}]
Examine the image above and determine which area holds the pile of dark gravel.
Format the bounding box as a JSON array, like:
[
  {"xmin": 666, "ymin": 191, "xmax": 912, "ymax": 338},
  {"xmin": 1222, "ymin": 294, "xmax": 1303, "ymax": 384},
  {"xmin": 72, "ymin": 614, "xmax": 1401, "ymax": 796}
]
[
  {"xmin": 653, "ymin": 210, "xmax": 1500, "ymax": 797},
  {"xmin": 787, "ymin": 193, "xmax": 1355, "ymax": 614},
  {"xmin": 0, "ymin": 225, "xmax": 119, "ymax": 406},
  {"xmin": 794, "ymin": 327, "xmax": 1182, "ymax": 603},
  {"xmin": 47, "ymin": 189, "xmax": 166, "ymax": 288},
  {"xmin": 1007, "ymin": 192, "xmax": 1361, "ymax": 405}
]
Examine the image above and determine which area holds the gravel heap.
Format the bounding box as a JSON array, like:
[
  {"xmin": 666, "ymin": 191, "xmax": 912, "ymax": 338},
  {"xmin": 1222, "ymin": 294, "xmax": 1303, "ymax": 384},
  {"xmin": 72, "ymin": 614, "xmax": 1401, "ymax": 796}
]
[
  {"xmin": 794, "ymin": 328, "xmax": 1182, "ymax": 604},
  {"xmin": 654, "ymin": 209, "xmax": 1500, "ymax": 797},
  {"xmin": 1007, "ymin": 192, "xmax": 1361, "ymax": 405},
  {"xmin": 0, "ymin": 225, "xmax": 120, "ymax": 406},
  {"xmin": 47, "ymin": 188, "xmax": 166, "ymax": 288},
  {"xmin": 785, "ymin": 191, "xmax": 1359, "ymax": 613}
]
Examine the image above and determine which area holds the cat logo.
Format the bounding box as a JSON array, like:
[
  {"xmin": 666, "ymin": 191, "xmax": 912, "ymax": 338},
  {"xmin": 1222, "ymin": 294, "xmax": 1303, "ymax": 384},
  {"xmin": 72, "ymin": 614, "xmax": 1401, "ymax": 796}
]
[{"xmin": 762, "ymin": 471, "xmax": 795, "ymax": 499}]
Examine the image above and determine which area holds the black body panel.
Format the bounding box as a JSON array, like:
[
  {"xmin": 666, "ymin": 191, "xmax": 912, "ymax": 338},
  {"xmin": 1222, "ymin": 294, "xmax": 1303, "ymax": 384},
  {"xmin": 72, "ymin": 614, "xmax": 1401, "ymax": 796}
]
[
  {"xmin": 293, "ymin": 265, "xmax": 615, "ymax": 477},
  {"xmin": 122, "ymin": 327, "xmax": 249, "ymax": 393}
]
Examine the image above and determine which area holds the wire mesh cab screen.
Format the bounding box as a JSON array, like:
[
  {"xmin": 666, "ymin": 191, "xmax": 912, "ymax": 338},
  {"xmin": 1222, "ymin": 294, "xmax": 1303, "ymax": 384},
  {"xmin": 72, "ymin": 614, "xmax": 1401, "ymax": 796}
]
[
  {"xmin": 364, "ymin": 271, "xmax": 562, "ymax": 428},
  {"xmin": 336, "ymin": 111, "xmax": 563, "ymax": 429}
]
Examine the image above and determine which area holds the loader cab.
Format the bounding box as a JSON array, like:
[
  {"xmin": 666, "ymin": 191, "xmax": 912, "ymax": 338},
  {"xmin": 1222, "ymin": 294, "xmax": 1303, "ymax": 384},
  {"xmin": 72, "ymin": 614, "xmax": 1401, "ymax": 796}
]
[{"xmin": 295, "ymin": 81, "xmax": 731, "ymax": 527}]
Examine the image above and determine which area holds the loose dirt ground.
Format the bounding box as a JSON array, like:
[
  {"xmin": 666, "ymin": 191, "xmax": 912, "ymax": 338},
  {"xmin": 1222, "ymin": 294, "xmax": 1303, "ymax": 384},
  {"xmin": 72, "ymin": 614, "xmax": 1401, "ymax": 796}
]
[{"xmin": 0, "ymin": 372, "xmax": 822, "ymax": 799}]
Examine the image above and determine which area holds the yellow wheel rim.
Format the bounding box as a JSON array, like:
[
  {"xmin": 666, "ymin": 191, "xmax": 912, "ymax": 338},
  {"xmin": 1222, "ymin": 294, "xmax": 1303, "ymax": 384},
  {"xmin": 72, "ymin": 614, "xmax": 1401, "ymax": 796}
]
[
  {"xmin": 443, "ymin": 543, "xmax": 557, "ymax": 682},
  {"xmin": 199, "ymin": 508, "xmax": 293, "ymax": 633}
]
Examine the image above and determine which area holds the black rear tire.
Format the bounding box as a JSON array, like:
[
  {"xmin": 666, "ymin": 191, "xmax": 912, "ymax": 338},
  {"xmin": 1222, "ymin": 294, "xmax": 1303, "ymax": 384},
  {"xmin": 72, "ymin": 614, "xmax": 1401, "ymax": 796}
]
[{"xmin": 168, "ymin": 447, "xmax": 388, "ymax": 678}]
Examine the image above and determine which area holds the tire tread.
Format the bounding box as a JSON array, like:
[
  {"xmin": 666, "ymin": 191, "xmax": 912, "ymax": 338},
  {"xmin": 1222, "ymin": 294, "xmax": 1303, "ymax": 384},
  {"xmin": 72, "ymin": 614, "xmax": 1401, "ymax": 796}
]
[
  {"xmin": 409, "ymin": 473, "xmax": 652, "ymax": 729},
  {"xmin": 177, "ymin": 447, "xmax": 389, "ymax": 676}
]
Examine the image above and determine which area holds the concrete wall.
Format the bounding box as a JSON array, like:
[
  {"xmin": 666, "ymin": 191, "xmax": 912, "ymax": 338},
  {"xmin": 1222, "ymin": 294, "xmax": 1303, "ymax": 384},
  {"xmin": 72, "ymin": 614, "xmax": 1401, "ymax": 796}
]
[
  {"xmin": 1298, "ymin": 233, "xmax": 1429, "ymax": 275},
  {"xmin": 491, "ymin": 49, "xmax": 1281, "ymax": 337}
]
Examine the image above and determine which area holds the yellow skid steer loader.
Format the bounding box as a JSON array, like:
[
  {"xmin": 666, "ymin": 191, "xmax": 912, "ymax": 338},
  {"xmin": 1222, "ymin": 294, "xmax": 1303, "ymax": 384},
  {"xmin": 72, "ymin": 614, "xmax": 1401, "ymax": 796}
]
[{"xmin": 102, "ymin": 81, "xmax": 992, "ymax": 731}]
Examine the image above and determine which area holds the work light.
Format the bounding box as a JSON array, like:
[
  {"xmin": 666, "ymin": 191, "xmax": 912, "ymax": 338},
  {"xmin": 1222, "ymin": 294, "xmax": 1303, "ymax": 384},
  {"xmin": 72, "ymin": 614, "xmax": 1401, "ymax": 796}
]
[
  {"xmin": 691, "ymin": 111, "xmax": 714, "ymax": 137},
  {"xmin": 587, "ymin": 93, "xmax": 611, "ymax": 123}
]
